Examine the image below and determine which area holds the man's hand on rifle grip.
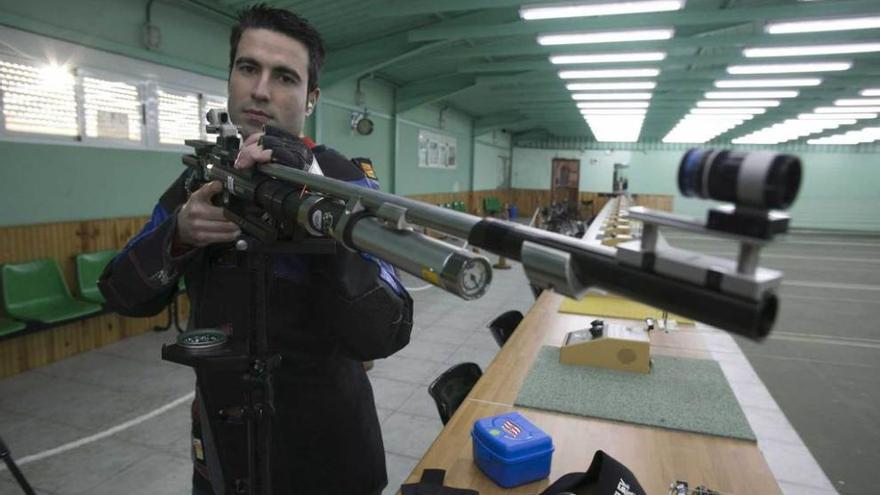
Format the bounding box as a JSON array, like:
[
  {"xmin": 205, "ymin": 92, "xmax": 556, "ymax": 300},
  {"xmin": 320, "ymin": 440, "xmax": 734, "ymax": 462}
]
[
  {"xmin": 175, "ymin": 180, "xmax": 242, "ymax": 248},
  {"xmin": 234, "ymin": 132, "xmax": 271, "ymax": 171}
]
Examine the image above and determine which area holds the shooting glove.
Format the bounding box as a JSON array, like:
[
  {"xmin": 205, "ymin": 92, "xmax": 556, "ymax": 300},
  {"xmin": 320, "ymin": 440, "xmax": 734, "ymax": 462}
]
[{"xmin": 259, "ymin": 125, "xmax": 314, "ymax": 170}]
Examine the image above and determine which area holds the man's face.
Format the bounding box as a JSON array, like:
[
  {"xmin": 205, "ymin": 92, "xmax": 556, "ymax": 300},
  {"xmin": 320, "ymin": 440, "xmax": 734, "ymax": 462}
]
[{"xmin": 227, "ymin": 28, "xmax": 319, "ymax": 139}]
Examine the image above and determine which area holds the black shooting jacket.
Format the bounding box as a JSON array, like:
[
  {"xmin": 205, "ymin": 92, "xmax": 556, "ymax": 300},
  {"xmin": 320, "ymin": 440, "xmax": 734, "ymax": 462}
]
[{"xmin": 99, "ymin": 143, "xmax": 413, "ymax": 495}]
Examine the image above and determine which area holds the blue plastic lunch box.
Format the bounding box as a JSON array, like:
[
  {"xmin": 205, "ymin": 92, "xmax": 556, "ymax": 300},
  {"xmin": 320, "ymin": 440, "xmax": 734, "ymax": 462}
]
[{"xmin": 471, "ymin": 411, "xmax": 554, "ymax": 488}]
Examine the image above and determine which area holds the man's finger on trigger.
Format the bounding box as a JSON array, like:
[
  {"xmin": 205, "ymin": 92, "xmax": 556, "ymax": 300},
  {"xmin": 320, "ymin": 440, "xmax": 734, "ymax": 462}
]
[{"xmin": 194, "ymin": 180, "xmax": 223, "ymax": 199}]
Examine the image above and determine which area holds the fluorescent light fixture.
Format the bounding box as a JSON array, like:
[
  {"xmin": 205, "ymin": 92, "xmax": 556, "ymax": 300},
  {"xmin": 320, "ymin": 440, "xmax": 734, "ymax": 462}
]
[
  {"xmin": 767, "ymin": 16, "xmax": 880, "ymax": 34},
  {"xmin": 705, "ymin": 90, "xmax": 798, "ymax": 99},
  {"xmin": 685, "ymin": 115, "xmax": 755, "ymax": 121},
  {"xmin": 714, "ymin": 78, "xmax": 821, "ymax": 88},
  {"xmin": 566, "ymin": 81, "xmax": 656, "ymax": 90},
  {"xmin": 815, "ymin": 106, "xmax": 880, "ymax": 113},
  {"xmin": 583, "ymin": 115, "xmax": 645, "ymax": 142},
  {"xmin": 559, "ymin": 68, "xmax": 660, "ymax": 79},
  {"xmin": 581, "ymin": 109, "xmax": 648, "ymax": 115},
  {"xmin": 697, "ymin": 100, "xmax": 780, "ymax": 107},
  {"xmin": 835, "ymin": 98, "xmax": 880, "ymax": 106},
  {"xmin": 690, "ymin": 108, "xmax": 766, "ymax": 115},
  {"xmin": 577, "ymin": 101, "xmax": 651, "ymax": 108},
  {"xmin": 861, "ymin": 89, "xmax": 880, "ymax": 97},
  {"xmin": 571, "ymin": 92, "xmax": 653, "ymax": 100},
  {"xmin": 808, "ymin": 127, "xmax": 880, "ymax": 145},
  {"xmin": 744, "ymin": 43, "xmax": 880, "ymax": 58},
  {"xmin": 733, "ymin": 117, "xmax": 859, "ymax": 144},
  {"xmin": 538, "ymin": 28, "xmax": 673, "ymax": 46},
  {"xmin": 520, "ymin": 0, "xmax": 685, "ymax": 20},
  {"xmin": 551, "ymin": 52, "xmax": 666, "ymax": 64},
  {"xmin": 727, "ymin": 62, "xmax": 852, "ymax": 74},
  {"xmin": 663, "ymin": 112, "xmax": 751, "ymax": 143},
  {"xmin": 798, "ymin": 113, "xmax": 878, "ymax": 120}
]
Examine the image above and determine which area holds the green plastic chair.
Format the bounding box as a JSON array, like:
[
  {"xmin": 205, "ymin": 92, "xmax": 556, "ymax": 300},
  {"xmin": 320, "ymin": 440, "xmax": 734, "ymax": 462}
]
[
  {"xmin": 0, "ymin": 317, "xmax": 26, "ymax": 338},
  {"xmin": 454, "ymin": 201, "xmax": 466, "ymax": 212},
  {"xmin": 75, "ymin": 250, "xmax": 118, "ymax": 304},
  {"xmin": 483, "ymin": 197, "xmax": 503, "ymax": 216},
  {"xmin": 2, "ymin": 259, "xmax": 102, "ymax": 324}
]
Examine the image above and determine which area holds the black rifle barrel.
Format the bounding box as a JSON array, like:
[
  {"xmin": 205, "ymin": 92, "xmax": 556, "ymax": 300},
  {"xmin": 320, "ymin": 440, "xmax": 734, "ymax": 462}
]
[{"xmin": 468, "ymin": 218, "xmax": 775, "ymax": 339}]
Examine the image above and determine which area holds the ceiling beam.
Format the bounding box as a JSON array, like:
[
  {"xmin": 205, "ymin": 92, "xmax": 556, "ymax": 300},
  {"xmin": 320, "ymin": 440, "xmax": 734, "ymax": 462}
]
[
  {"xmin": 374, "ymin": 0, "xmax": 556, "ymax": 17},
  {"xmin": 396, "ymin": 77, "xmax": 478, "ymax": 112},
  {"xmin": 432, "ymin": 31, "xmax": 880, "ymax": 60},
  {"xmin": 473, "ymin": 111, "xmax": 531, "ymax": 135},
  {"xmin": 407, "ymin": 0, "xmax": 880, "ymax": 42},
  {"xmin": 322, "ymin": 38, "xmax": 455, "ymax": 87},
  {"xmin": 459, "ymin": 53, "xmax": 880, "ymax": 74}
]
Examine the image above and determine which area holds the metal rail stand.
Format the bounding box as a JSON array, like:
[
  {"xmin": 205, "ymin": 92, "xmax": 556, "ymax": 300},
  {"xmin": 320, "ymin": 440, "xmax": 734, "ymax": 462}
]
[
  {"xmin": 0, "ymin": 435, "xmax": 36, "ymax": 495},
  {"xmin": 153, "ymin": 292, "xmax": 183, "ymax": 333}
]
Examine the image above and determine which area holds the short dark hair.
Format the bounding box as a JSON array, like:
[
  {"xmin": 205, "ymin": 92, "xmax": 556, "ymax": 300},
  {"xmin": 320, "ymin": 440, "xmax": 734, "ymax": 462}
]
[{"xmin": 229, "ymin": 4, "xmax": 325, "ymax": 92}]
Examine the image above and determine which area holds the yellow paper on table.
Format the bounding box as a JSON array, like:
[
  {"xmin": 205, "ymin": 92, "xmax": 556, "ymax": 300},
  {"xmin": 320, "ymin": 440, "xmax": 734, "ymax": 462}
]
[{"xmin": 558, "ymin": 294, "xmax": 694, "ymax": 323}]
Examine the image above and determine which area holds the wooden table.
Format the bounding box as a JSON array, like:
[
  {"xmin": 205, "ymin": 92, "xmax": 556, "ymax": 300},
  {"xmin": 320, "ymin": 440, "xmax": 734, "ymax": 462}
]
[{"xmin": 400, "ymin": 291, "xmax": 781, "ymax": 495}]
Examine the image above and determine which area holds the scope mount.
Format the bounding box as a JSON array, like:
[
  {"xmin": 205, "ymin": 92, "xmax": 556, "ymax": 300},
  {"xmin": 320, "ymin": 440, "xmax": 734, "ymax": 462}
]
[{"xmin": 618, "ymin": 205, "xmax": 788, "ymax": 302}]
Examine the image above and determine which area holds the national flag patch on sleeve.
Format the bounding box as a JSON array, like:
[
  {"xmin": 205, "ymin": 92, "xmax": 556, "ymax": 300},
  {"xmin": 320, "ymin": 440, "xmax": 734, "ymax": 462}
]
[{"xmin": 353, "ymin": 157, "xmax": 378, "ymax": 180}]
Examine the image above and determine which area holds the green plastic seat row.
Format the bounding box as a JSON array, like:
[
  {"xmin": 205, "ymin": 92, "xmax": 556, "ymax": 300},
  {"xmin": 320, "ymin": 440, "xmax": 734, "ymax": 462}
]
[
  {"xmin": 483, "ymin": 196, "xmax": 503, "ymax": 215},
  {"xmin": 2, "ymin": 258, "xmax": 103, "ymax": 325}
]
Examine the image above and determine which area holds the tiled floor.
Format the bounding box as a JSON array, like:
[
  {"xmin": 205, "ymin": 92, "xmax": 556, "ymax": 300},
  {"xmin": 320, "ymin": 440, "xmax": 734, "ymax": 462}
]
[{"xmin": 1, "ymin": 231, "xmax": 875, "ymax": 494}]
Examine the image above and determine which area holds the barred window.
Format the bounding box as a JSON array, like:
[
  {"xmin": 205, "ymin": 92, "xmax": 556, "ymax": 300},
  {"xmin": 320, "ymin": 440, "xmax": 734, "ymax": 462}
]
[
  {"xmin": 83, "ymin": 76, "xmax": 142, "ymax": 141},
  {"xmin": 0, "ymin": 59, "xmax": 78, "ymax": 137},
  {"xmin": 157, "ymin": 87, "xmax": 201, "ymax": 146}
]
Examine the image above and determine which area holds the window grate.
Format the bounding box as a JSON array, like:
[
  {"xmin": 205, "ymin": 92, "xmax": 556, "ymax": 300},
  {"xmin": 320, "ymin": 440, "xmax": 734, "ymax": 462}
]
[
  {"xmin": 83, "ymin": 76, "xmax": 142, "ymax": 141},
  {"xmin": 0, "ymin": 59, "xmax": 78, "ymax": 137},
  {"xmin": 158, "ymin": 87, "xmax": 201, "ymax": 146}
]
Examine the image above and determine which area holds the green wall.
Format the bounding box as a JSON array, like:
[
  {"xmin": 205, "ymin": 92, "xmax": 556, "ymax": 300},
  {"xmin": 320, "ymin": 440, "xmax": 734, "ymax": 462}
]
[
  {"xmin": 397, "ymin": 104, "xmax": 474, "ymax": 195},
  {"xmin": 0, "ymin": 141, "xmax": 182, "ymax": 224},
  {"xmin": 316, "ymin": 78, "xmax": 395, "ymax": 191},
  {"xmin": 0, "ymin": 0, "xmax": 230, "ymax": 78},
  {"xmin": 512, "ymin": 146, "xmax": 880, "ymax": 232},
  {"xmin": 473, "ymin": 131, "xmax": 513, "ymax": 191}
]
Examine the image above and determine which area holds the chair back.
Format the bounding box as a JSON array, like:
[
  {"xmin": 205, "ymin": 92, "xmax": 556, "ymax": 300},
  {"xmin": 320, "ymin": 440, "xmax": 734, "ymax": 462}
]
[
  {"xmin": 428, "ymin": 362, "xmax": 483, "ymax": 425},
  {"xmin": 2, "ymin": 259, "xmax": 72, "ymax": 315},
  {"xmin": 75, "ymin": 250, "xmax": 117, "ymax": 304},
  {"xmin": 488, "ymin": 310, "xmax": 524, "ymax": 347}
]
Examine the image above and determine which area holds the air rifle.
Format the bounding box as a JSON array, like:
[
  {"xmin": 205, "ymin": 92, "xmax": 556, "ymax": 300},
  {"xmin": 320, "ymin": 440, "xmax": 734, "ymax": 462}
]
[{"xmin": 183, "ymin": 110, "xmax": 802, "ymax": 340}]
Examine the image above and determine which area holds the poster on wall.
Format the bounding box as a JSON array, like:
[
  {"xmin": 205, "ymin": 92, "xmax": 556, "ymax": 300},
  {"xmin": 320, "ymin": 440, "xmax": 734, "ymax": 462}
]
[{"xmin": 418, "ymin": 129, "xmax": 457, "ymax": 169}]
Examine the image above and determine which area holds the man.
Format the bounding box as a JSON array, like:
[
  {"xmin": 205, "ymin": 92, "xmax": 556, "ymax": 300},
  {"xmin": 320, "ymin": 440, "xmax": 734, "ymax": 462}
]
[{"xmin": 99, "ymin": 5, "xmax": 413, "ymax": 495}]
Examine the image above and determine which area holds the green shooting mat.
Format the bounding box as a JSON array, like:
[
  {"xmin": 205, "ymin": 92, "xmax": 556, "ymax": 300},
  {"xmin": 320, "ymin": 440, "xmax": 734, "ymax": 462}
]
[{"xmin": 514, "ymin": 346, "xmax": 755, "ymax": 441}]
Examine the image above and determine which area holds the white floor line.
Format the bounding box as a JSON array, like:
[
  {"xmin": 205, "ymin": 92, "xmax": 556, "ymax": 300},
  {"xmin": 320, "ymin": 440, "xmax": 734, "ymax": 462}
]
[
  {"xmin": 665, "ymin": 235, "xmax": 880, "ymax": 247},
  {"xmin": 0, "ymin": 392, "xmax": 194, "ymax": 472},
  {"xmin": 704, "ymin": 252, "xmax": 880, "ymax": 264},
  {"xmin": 783, "ymin": 280, "xmax": 880, "ymax": 291},
  {"xmin": 782, "ymin": 293, "xmax": 880, "ymax": 304},
  {"xmin": 404, "ymin": 284, "xmax": 434, "ymax": 292},
  {"xmin": 768, "ymin": 332, "xmax": 880, "ymax": 350}
]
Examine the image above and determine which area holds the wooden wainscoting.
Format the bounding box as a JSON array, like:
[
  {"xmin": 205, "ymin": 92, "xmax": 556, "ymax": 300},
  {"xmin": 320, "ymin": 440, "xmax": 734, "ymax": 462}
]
[{"xmin": 0, "ymin": 217, "xmax": 190, "ymax": 379}]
